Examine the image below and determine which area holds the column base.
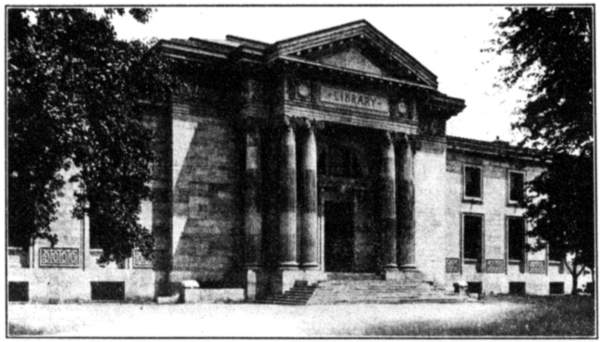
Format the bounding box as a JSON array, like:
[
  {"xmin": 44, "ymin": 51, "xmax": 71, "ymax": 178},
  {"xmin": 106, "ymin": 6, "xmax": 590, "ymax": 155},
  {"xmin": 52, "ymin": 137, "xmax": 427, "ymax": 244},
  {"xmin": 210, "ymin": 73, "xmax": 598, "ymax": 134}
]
[
  {"xmin": 278, "ymin": 261, "xmax": 299, "ymax": 270},
  {"xmin": 399, "ymin": 264, "xmax": 417, "ymax": 270},
  {"xmin": 301, "ymin": 262, "xmax": 319, "ymax": 269},
  {"xmin": 383, "ymin": 267, "xmax": 401, "ymax": 281},
  {"xmin": 245, "ymin": 268, "xmax": 259, "ymax": 301}
]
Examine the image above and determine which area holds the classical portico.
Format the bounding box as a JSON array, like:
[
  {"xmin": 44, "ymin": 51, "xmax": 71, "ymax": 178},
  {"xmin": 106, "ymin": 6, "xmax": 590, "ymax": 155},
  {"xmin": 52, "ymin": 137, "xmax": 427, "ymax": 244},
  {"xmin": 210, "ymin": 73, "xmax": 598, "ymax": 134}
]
[{"xmin": 232, "ymin": 20, "xmax": 465, "ymax": 298}]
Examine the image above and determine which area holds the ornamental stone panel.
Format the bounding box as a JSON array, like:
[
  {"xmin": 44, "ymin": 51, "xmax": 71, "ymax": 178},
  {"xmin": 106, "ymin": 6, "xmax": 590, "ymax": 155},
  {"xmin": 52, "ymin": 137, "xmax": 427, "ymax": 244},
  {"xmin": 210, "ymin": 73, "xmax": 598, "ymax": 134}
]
[{"xmin": 39, "ymin": 248, "xmax": 79, "ymax": 268}]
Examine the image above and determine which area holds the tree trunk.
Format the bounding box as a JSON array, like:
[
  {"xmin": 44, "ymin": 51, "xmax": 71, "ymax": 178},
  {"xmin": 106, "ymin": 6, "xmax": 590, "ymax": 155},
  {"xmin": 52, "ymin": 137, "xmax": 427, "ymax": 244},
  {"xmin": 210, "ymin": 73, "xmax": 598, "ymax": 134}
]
[{"xmin": 571, "ymin": 272, "xmax": 579, "ymax": 295}]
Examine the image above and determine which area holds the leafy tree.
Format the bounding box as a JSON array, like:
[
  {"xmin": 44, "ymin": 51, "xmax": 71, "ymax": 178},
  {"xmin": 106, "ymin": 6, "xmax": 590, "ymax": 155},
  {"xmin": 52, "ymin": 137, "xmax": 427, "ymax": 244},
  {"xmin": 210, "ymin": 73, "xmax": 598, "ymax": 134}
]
[
  {"xmin": 492, "ymin": 7, "xmax": 593, "ymax": 293},
  {"xmin": 8, "ymin": 8, "xmax": 163, "ymax": 263}
]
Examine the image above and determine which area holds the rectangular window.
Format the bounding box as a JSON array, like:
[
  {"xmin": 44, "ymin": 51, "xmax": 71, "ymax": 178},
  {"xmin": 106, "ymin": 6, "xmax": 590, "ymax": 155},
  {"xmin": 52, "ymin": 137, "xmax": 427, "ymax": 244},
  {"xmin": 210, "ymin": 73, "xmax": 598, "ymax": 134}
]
[
  {"xmin": 8, "ymin": 282, "xmax": 29, "ymax": 302},
  {"xmin": 509, "ymin": 282, "xmax": 526, "ymax": 295},
  {"xmin": 464, "ymin": 166, "xmax": 482, "ymax": 200},
  {"xmin": 508, "ymin": 217, "xmax": 525, "ymax": 261},
  {"xmin": 508, "ymin": 171, "xmax": 525, "ymax": 204},
  {"xmin": 89, "ymin": 213, "xmax": 101, "ymax": 250},
  {"xmin": 463, "ymin": 214, "xmax": 483, "ymax": 261},
  {"xmin": 467, "ymin": 282, "xmax": 482, "ymax": 294},
  {"xmin": 549, "ymin": 282, "xmax": 565, "ymax": 295},
  {"xmin": 91, "ymin": 282, "xmax": 125, "ymax": 301},
  {"xmin": 548, "ymin": 243, "xmax": 563, "ymax": 262}
]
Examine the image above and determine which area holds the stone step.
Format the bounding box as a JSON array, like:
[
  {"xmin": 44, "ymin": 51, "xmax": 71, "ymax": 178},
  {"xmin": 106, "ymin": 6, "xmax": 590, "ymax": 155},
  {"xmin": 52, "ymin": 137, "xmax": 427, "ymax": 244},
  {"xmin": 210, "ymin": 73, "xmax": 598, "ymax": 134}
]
[{"xmin": 326, "ymin": 272, "xmax": 381, "ymax": 281}]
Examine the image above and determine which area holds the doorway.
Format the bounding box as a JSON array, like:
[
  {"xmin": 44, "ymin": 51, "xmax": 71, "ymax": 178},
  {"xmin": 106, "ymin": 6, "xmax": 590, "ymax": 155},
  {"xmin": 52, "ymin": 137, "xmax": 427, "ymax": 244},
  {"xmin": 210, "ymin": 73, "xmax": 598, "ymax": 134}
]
[{"xmin": 324, "ymin": 201, "xmax": 354, "ymax": 272}]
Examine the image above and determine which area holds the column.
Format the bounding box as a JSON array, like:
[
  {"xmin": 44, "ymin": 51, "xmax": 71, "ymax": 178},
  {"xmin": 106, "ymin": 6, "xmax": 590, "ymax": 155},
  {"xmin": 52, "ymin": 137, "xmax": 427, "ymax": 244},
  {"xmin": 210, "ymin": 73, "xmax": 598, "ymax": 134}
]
[
  {"xmin": 380, "ymin": 132, "xmax": 398, "ymax": 271},
  {"xmin": 398, "ymin": 134, "xmax": 416, "ymax": 269},
  {"xmin": 244, "ymin": 123, "xmax": 262, "ymax": 268},
  {"xmin": 279, "ymin": 118, "xmax": 298, "ymax": 269},
  {"xmin": 299, "ymin": 121, "xmax": 318, "ymax": 268}
]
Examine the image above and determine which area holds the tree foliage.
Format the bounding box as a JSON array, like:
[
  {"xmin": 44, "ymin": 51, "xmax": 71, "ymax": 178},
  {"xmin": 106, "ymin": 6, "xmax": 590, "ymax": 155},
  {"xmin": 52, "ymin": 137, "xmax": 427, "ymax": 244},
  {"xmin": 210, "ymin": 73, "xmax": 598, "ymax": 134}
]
[
  {"xmin": 8, "ymin": 8, "xmax": 163, "ymax": 263},
  {"xmin": 493, "ymin": 7, "xmax": 593, "ymax": 292},
  {"xmin": 495, "ymin": 7, "xmax": 592, "ymax": 154}
]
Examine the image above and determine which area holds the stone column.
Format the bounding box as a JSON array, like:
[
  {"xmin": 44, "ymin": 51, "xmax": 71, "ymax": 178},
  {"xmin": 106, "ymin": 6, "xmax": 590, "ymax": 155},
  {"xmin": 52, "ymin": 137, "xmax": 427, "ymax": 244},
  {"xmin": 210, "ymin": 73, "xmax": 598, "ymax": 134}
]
[
  {"xmin": 244, "ymin": 123, "xmax": 262, "ymax": 267},
  {"xmin": 398, "ymin": 135, "xmax": 416, "ymax": 269},
  {"xmin": 380, "ymin": 132, "xmax": 398, "ymax": 272},
  {"xmin": 299, "ymin": 121, "xmax": 318, "ymax": 269},
  {"xmin": 244, "ymin": 123, "xmax": 262, "ymax": 300},
  {"xmin": 279, "ymin": 118, "xmax": 298, "ymax": 269}
]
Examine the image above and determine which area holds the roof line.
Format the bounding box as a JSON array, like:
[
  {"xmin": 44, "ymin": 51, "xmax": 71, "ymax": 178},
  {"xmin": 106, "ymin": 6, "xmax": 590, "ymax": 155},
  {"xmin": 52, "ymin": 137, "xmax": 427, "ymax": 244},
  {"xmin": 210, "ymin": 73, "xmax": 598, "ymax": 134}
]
[{"xmin": 273, "ymin": 19, "xmax": 368, "ymax": 46}]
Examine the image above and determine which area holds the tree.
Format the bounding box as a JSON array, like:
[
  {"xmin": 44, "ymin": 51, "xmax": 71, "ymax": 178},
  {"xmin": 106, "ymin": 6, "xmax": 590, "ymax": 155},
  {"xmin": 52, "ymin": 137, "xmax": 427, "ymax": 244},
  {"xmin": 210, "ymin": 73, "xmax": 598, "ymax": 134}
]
[
  {"xmin": 492, "ymin": 7, "xmax": 593, "ymax": 294},
  {"xmin": 8, "ymin": 8, "xmax": 162, "ymax": 263}
]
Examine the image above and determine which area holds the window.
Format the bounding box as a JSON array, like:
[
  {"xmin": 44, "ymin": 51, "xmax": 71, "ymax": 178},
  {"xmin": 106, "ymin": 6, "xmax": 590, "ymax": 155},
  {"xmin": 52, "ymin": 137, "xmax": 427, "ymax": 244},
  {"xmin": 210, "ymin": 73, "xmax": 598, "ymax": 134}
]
[
  {"xmin": 9, "ymin": 282, "xmax": 29, "ymax": 302},
  {"xmin": 463, "ymin": 214, "xmax": 483, "ymax": 261},
  {"xmin": 548, "ymin": 243, "xmax": 563, "ymax": 262},
  {"xmin": 508, "ymin": 171, "xmax": 525, "ymax": 204},
  {"xmin": 467, "ymin": 282, "xmax": 482, "ymax": 294},
  {"xmin": 508, "ymin": 217, "xmax": 525, "ymax": 261},
  {"xmin": 319, "ymin": 144, "xmax": 361, "ymax": 178},
  {"xmin": 9, "ymin": 226, "xmax": 21, "ymax": 248},
  {"xmin": 89, "ymin": 212, "xmax": 102, "ymax": 250},
  {"xmin": 549, "ymin": 282, "xmax": 565, "ymax": 295},
  {"xmin": 509, "ymin": 282, "xmax": 526, "ymax": 295},
  {"xmin": 464, "ymin": 166, "xmax": 482, "ymax": 200},
  {"xmin": 91, "ymin": 282, "xmax": 125, "ymax": 301}
]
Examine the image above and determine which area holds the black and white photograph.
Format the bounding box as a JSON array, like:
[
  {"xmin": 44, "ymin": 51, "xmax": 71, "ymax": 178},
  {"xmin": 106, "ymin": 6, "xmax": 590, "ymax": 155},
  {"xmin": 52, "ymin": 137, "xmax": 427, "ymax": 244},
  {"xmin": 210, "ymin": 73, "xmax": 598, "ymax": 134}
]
[{"xmin": 5, "ymin": 2, "xmax": 596, "ymax": 337}]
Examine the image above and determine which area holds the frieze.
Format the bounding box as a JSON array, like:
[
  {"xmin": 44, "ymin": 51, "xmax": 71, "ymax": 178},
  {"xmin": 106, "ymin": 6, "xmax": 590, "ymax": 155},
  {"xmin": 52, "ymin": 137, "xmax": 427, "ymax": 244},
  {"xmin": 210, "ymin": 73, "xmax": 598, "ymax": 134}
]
[
  {"xmin": 320, "ymin": 85, "xmax": 389, "ymax": 114},
  {"xmin": 133, "ymin": 249, "xmax": 153, "ymax": 269},
  {"xmin": 39, "ymin": 247, "xmax": 79, "ymax": 268},
  {"xmin": 485, "ymin": 259, "xmax": 505, "ymax": 273},
  {"xmin": 445, "ymin": 257, "xmax": 460, "ymax": 273},
  {"xmin": 528, "ymin": 260, "xmax": 546, "ymax": 274}
]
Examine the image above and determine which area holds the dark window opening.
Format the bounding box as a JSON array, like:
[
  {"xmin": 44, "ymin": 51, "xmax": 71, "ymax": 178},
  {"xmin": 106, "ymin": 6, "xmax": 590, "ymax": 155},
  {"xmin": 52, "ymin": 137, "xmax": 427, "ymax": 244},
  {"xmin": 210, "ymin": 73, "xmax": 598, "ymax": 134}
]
[
  {"xmin": 509, "ymin": 282, "xmax": 526, "ymax": 295},
  {"xmin": 9, "ymin": 226, "xmax": 21, "ymax": 248},
  {"xmin": 9, "ymin": 282, "xmax": 29, "ymax": 302},
  {"xmin": 549, "ymin": 282, "xmax": 564, "ymax": 294},
  {"xmin": 509, "ymin": 171, "xmax": 524, "ymax": 203},
  {"xmin": 508, "ymin": 217, "xmax": 525, "ymax": 261},
  {"xmin": 90, "ymin": 215, "xmax": 101, "ymax": 250},
  {"xmin": 463, "ymin": 215, "xmax": 483, "ymax": 261},
  {"xmin": 319, "ymin": 144, "xmax": 361, "ymax": 178},
  {"xmin": 464, "ymin": 166, "xmax": 482, "ymax": 199},
  {"xmin": 548, "ymin": 244, "xmax": 563, "ymax": 262},
  {"xmin": 467, "ymin": 282, "xmax": 482, "ymax": 294},
  {"xmin": 91, "ymin": 282, "xmax": 125, "ymax": 301}
]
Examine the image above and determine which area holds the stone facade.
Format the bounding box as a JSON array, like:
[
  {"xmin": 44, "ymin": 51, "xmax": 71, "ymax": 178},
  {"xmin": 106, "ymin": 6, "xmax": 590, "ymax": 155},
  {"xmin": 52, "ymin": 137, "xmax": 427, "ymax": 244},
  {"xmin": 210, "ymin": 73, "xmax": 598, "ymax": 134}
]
[{"xmin": 8, "ymin": 20, "xmax": 574, "ymax": 302}]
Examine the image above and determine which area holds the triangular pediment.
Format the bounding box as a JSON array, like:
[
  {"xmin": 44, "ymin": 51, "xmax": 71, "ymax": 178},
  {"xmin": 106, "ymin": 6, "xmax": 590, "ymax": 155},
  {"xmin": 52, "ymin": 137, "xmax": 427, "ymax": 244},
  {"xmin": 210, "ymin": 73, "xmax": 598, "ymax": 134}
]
[
  {"xmin": 317, "ymin": 47, "xmax": 389, "ymax": 77},
  {"xmin": 269, "ymin": 20, "xmax": 438, "ymax": 87}
]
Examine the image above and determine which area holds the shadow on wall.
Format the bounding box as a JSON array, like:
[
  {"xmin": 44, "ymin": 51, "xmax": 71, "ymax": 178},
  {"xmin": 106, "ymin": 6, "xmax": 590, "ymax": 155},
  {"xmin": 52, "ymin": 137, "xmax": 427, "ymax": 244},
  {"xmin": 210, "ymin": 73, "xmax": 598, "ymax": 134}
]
[{"xmin": 169, "ymin": 114, "xmax": 244, "ymax": 287}]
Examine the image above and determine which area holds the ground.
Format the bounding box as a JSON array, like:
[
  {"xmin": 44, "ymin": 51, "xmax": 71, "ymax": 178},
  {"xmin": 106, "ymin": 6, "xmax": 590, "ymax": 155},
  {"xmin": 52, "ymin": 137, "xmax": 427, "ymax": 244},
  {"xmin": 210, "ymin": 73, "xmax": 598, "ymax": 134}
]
[{"xmin": 7, "ymin": 295, "xmax": 595, "ymax": 337}]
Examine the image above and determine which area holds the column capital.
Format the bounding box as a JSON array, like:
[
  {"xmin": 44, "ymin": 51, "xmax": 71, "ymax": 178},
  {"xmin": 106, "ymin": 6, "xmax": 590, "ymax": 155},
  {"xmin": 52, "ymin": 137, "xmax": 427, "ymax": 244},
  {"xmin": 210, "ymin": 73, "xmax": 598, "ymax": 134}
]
[
  {"xmin": 381, "ymin": 131, "xmax": 393, "ymax": 147},
  {"xmin": 241, "ymin": 117, "xmax": 264, "ymax": 134}
]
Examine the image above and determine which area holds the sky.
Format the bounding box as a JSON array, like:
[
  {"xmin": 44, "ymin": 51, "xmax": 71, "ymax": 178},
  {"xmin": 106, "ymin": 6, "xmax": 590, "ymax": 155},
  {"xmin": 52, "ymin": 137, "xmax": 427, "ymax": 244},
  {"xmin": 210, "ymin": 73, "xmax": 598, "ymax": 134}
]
[{"xmin": 111, "ymin": 6, "xmax": 530, "ymax": 142}]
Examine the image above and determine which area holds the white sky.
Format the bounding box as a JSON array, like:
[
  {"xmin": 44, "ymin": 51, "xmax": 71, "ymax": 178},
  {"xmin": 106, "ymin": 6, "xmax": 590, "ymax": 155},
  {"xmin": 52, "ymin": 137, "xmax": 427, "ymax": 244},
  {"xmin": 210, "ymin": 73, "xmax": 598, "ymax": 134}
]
[{"xmin": 111, "ymin": 6, "xmax": 529, "ymax": 142}]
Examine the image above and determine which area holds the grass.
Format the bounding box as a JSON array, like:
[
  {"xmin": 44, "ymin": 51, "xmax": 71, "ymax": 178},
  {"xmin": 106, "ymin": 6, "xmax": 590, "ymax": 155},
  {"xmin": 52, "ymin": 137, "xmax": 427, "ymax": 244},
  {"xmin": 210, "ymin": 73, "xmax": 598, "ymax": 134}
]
[
  {"xmin": 363, "ymin": 295, "xmax": 596, "ymax": 336},
  {"xmin": 8, "ymin": 323, "xmax": 48, "ymax": 336}
]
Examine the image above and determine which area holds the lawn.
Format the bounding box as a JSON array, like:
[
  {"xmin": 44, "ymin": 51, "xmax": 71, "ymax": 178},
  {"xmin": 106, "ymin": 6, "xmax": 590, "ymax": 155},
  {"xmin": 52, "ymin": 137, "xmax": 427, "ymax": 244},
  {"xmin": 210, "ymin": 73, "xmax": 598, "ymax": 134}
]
[
  {"xmin": 363, "ymin": 295, "xmax": 596, "ymax": 336},
  {"xmin": 7, "ymin": 295, "xmax": 596, "ymax": 337}
]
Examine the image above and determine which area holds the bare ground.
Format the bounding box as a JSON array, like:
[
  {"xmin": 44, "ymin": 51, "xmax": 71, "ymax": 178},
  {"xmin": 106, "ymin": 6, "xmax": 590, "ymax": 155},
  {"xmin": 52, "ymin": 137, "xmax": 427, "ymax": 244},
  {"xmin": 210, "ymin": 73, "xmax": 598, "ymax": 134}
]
[{"xmin": 7, "ymin": 296, "xmax": 595, "ymax": 337}]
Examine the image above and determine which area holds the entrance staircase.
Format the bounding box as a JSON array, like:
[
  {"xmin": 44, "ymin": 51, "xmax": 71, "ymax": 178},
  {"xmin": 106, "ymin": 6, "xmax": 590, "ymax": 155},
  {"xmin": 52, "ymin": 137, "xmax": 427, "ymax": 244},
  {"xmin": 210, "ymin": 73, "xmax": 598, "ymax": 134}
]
[{"xmin": 259, "ymin": 272, "xmax": 468, "ymax": 305}]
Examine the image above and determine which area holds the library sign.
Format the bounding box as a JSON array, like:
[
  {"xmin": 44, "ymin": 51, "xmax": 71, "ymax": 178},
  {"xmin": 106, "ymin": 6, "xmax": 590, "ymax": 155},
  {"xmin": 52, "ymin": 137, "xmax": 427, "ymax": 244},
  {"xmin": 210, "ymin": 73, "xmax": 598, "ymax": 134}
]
[{"xmin": 320, "ymin": 85, "xmax": 389, "ymax": 114}]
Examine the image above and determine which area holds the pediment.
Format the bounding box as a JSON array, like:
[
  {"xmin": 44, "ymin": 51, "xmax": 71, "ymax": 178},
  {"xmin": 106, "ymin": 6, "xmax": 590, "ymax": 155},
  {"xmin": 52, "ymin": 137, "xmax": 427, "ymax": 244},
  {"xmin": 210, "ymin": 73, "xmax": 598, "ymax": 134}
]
[
  {"xmin": 270, "ymin": 20, "xmax": 438, "ymax": 87},
  {"xmin": 317, "ymin": 47, "xmax": 389, "ymax": 77}
]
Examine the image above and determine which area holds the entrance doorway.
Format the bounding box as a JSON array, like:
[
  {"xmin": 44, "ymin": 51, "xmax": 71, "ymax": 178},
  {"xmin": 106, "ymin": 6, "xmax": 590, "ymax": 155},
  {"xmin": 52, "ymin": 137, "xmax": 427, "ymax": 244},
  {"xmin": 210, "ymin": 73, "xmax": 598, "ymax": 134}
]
[{"xmin": 324, "ymin": 201, "xmax": 354, "ymax": 272}]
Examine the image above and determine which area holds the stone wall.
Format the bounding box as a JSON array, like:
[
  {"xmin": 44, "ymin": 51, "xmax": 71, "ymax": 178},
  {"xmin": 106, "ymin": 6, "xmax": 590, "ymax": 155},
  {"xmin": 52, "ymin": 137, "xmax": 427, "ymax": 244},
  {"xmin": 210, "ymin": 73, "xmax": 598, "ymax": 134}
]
[
  {"xmin": 169, "ymin": 94, "xmax": 244, "ymax": 286},
  {"xmin": 444, "ymin": 149, "xmax": 573, "ymax": 295},
  {"xmin": 8, "ymin": 163, "xmax": 156, "ymax": 302},
  {"xmin": 413, "ymin": 137, "xmax": 448, "ymax": 284}
]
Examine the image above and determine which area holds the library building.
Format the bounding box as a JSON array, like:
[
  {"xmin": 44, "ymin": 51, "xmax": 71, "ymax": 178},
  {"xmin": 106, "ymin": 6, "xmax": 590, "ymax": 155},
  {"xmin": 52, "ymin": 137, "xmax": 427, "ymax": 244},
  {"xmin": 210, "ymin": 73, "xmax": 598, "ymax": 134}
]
[{"xmin": 8, "ymin": 20, "xmax": 573, "ymax": 304}]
